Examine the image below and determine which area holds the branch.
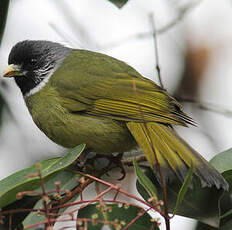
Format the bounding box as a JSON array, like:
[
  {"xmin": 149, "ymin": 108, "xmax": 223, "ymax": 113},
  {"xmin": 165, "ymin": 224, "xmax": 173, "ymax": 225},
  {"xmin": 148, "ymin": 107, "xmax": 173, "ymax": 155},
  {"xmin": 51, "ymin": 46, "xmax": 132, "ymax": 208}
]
[
  {"xmin": 157, "ymin": 0, "xmax": 202, "ymax": 34},
  {"xmin": 99, "ymin": 0, "xmax": 202, "ymax": 50},
  {"xmin": 149, "ymin": 13, "xmax": 164, "ymax": 89},
  {"xmin": 75, "ymin": 171, "xmax": 164, "ymax": 216},
  {"xmin": 177, "ymin": 97, "xmax": 232, "ymax": 117}
]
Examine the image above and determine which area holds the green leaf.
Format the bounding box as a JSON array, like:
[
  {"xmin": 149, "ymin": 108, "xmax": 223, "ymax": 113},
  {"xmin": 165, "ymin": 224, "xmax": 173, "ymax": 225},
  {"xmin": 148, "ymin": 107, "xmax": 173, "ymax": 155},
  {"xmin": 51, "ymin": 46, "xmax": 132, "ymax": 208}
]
[
  {"xmin": 37, "ymin": 167, "xmax": 81, "ymax": 194},
  {"xmin": 192, "ymin": 148, "xmax": 232, "ymax": 229},
  {"xmin": 209, "ymin": 149, "xmax": 232, "ymax": 229},
  {"xmin": 195, "ymin": 206, "xmax": 232, "ymax": 230},
  {"xmin": 195, "ymin": 217, "xmax": 232, "ymax": 230},
  {"xmin": 136, "ymin": 168, "xmax": 224, "ymax": 228},
  {"xmin": 194, "ymin": 222, "xmax": 217, "ymax": 230},
  {"xmin": 78, "ymin": 203, "xmax": 159, "ymax": 230},
  {"xmin": 221, "ymin": 208, "xmax": 232, "ymax": 219},
  {"xmin": 210, "ymin": 148, "xmax": 232, "ymax": 192},
  {"xmin": 218, "ymin": 193, "xmax": 232, "ymax": 229},
  {"xmin": 219, "ymin": 220, "xmax": 232, "ymax": 230},
  {"xmin": 0, "ymin": 144, "xmax": 85, "ymax": 208},
  {"xmin": 210, "ymin": 148, "xmax": 232, "ymax": 174},
  {"xmin": 22, "ymin": 199, "xmax": 45, "ymax": 228},
  {"xmin": 133, "ymin": 158, "xmax": 157, "ymax": 198},
  {"xmin": 108, "ymin": 0, "xmax": 128, "ymax": 8},
  {"xmin": 173, "ymin": 162, "xmax": 194, "ymax": 215}
]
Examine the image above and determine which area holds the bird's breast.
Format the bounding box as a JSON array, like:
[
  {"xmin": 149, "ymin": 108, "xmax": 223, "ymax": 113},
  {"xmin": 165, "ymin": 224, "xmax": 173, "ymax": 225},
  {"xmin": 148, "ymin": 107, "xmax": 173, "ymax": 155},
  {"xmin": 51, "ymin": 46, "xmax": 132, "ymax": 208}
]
[{"xmin": 24, "ymin": 89, "xmax": 137, "ymax": 154}]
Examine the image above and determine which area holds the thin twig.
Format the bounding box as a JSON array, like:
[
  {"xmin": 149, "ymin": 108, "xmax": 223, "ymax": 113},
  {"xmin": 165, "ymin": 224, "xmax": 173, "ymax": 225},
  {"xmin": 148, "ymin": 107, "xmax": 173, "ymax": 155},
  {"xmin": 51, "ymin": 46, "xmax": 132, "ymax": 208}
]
[
  {"xmin": 24, "ymin": 217, "xmax": 118, "ymax": 230},
  {"xmin": 50, "ymin": 199, "xmax": 150, "ymax": 218},
  {"xmin": 158, "ymin": 0, "xmax": 202, "ymax": 34},
  {"xmin": 75, "ymin": 171, "xmax": 165, "ymax": 216},
  {"xmin": 99, "ymin": 1, "xmax": 201, "ymax": 50},
  {"xmin": 78, "ymin": 186, "xmax": 113, "ymax": 210},
  {"xmin": 57, "ymin": 176, "xmax": 93, "ymax": 205},
  {"xmin": 178, "ymin": 97, "xmax": 232, "ymax": 117},
  {"xmin": 149, "ymin": 13, "xmax": 164, "ymax": 88},
  {"xmin": 122, "ymin": 209, "xmax": 147, "ymax": 230},
  {"xmin": 113, "ymin": 184, "xmax": 121, "ymax": 201},
  {"xmin": 37, "ymin": 166, "xmax": 52, "ymax": 228},
  {"xmin": 23, "ymin": 197, "xmax": 153, "ymax": 229},
  {"xmin": 8, "ymin": 214, "xmax": 12, "ymax": 230},
  {"xmin": 1, "ymin": 198, "xmax": 144, "ymax": 217}
]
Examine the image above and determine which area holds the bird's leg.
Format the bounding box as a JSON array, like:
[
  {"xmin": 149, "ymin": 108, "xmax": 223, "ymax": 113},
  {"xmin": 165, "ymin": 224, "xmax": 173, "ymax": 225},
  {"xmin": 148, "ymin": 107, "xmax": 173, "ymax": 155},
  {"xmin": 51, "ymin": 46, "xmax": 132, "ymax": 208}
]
[
  {"xmin": 76, "ymin": 151, "xmax": 126, "ymax": 180},
  {"xmin": 85, "ymin": 153, "xmax": 126, "ymax": 180},
  {"xmin": 108, "ymin": 153, "xmax": 126, "ymax": 180},
  {"xmin": 75, "ymin": 148, "xmax": 92, "ymax": 169}
]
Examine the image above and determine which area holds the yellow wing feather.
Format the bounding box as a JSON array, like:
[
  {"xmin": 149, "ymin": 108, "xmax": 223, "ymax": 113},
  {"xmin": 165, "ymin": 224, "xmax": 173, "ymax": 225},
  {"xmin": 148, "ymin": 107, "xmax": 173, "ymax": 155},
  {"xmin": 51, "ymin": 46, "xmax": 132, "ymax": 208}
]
[{"xmin": 84, "ymin": 76, "xmax": 193, "ymax": 126}]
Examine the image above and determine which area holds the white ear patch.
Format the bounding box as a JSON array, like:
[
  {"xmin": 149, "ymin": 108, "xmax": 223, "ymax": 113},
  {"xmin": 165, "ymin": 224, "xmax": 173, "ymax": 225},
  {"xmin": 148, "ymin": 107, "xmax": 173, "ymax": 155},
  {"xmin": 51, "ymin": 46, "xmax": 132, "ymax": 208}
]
[{"xmin": 24, "ymin": 69, "xmax": 55, "ymax": 98}]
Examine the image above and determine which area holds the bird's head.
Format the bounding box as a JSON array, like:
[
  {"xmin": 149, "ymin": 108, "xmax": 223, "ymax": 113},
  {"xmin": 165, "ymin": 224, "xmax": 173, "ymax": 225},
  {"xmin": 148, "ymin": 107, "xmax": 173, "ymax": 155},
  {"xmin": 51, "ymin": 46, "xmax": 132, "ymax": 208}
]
[{"xmin": 3, "ymin": 40, "xmax": 70, "ymax": 96}]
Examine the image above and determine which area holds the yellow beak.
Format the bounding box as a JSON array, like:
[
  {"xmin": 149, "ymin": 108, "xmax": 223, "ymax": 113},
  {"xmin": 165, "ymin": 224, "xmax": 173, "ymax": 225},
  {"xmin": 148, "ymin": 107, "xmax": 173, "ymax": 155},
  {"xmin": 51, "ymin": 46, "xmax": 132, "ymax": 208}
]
[{"xmin": 3, "ymin": 64, "xmax": 23, "ymax": 78}]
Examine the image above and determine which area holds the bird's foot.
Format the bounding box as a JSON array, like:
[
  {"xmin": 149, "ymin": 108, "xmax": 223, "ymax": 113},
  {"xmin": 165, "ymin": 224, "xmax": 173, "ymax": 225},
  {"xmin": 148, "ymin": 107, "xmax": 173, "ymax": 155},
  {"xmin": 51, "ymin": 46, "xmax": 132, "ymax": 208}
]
[
  {"xmin": 108, "ymin": 153, "xmax": 126, "ymax": 180},
  {"xmin": 85, "ymin": 153, "xmax": 126, "ymax": 180},
  {"xmin": 76, "ymin": 151, "xmax": 126, "ymax": 180},
  {"xmin": 75, "ymin": 148, "xmax": 92, "ymax": 170}
]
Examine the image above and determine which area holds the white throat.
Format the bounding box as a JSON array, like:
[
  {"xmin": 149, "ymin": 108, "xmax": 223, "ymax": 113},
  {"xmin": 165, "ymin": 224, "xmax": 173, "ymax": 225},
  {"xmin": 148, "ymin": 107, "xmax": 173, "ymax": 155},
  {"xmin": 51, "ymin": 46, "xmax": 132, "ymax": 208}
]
[{"xmin": 23, "ymin": 68, "xmax": 55, "ymax": 98}]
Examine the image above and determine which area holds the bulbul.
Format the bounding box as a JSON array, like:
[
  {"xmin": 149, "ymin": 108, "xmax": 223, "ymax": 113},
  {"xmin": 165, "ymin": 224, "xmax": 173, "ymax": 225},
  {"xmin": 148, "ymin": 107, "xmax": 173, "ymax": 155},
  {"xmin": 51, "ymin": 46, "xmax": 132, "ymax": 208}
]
[{"xmin": 3, "ymin": 40, "xmax": 228, "ymax": 190}]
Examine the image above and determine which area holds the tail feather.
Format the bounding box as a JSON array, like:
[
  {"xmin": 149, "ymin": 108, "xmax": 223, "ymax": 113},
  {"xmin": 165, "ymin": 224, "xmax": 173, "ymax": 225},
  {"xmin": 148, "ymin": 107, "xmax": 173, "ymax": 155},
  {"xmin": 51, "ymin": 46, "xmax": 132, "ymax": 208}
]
[{"xmin": 127, "ymin": 122, "xmax": 228, "ymax": 190}]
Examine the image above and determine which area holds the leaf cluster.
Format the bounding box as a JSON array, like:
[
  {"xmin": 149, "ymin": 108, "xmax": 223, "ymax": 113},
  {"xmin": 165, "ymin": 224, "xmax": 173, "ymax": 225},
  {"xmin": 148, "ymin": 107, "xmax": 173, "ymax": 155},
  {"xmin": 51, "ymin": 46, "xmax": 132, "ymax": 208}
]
[{"xmin": 0, "ymin": 146, "xmax": 231, "ymax": 229}]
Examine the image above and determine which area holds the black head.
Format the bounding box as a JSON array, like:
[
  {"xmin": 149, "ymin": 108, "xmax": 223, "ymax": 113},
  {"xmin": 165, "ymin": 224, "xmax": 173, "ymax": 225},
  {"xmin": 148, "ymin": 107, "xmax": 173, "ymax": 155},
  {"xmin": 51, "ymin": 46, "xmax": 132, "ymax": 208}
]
[{"xmin": 6, "ymin": 40, "xmax": 70, "ymax": 96}]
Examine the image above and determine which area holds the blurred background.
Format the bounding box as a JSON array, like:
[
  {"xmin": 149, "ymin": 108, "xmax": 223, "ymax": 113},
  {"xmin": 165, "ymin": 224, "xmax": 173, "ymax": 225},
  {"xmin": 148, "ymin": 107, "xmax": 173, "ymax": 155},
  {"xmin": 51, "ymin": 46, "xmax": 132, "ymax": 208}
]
[{"xmin": 0, "ymin": 0, "xmax": 232, "ymax": 229}]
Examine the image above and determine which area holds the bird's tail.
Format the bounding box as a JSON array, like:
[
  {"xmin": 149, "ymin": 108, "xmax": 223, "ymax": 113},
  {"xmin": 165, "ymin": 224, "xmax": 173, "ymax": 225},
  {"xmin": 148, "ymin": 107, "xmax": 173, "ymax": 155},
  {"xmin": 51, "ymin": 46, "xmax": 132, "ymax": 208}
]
[{"xmin": 127, "ymin": 122, "xmax": 228, "ymax": 190}]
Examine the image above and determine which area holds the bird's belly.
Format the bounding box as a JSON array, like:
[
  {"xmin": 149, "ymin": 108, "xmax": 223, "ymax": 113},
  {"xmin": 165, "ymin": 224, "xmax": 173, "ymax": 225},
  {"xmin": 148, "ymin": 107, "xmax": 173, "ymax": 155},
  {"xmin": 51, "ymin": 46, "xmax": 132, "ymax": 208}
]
[
  {"xmin": 50, "ymin": 113, "xmax": 136, "ymax": 153},
  {"xmin": 27, "ymin": 100, "xmax": 136, "ymax": 154}
]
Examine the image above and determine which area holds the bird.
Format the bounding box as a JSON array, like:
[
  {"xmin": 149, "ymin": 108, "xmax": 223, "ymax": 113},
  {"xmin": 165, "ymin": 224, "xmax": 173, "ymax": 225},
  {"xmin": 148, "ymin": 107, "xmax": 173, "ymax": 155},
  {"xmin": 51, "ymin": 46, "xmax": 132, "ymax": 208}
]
[{"xmin": 3, "ymin": 40, "xmax": 228, "ymax": 190}]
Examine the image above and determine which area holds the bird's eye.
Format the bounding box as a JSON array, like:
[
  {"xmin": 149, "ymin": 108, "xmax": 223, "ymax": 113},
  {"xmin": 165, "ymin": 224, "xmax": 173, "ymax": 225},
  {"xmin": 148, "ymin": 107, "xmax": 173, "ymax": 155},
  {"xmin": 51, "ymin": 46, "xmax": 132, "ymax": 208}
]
[{"xmin": 29, "ymin": 58, "xmax": 37, "ymax": 65}]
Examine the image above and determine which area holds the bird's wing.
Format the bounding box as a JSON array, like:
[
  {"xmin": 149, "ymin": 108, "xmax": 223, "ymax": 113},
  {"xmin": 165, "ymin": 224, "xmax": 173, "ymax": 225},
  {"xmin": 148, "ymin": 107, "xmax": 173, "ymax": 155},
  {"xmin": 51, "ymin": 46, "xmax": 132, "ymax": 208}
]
[
  {"xmin": 90, "ymin": 75, "xmax": 194, "ymax": 125},
  {"xmin": 59, "ymin": 75, "xmax": 192, "ymax": 126},
  {"xmin": 53, "ymin": 49, "xmax": 193, "ymax": 126}
]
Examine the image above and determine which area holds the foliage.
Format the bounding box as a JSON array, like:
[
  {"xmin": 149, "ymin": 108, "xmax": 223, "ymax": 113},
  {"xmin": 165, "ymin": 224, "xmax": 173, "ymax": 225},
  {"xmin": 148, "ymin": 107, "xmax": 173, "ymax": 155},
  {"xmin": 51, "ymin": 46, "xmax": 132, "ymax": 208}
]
[
  {"xmin": 0, "ymin": 144, "xmax": 85, "ymax": 208},
  {"xmin": 0, "ymin": 145, "xmax": 230, "ymax": 229},
  {"xmin": 78, "ymin": 203, "xmax": 156, "ymax": 230},
  {"xmin": 0, "ymin": 145, "xmax": 85, "ymax": 229},
  {"xmin": 194, "ymin": 149, "xmax": 232, "ymax": 229}
]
